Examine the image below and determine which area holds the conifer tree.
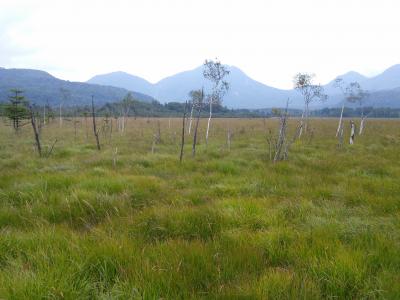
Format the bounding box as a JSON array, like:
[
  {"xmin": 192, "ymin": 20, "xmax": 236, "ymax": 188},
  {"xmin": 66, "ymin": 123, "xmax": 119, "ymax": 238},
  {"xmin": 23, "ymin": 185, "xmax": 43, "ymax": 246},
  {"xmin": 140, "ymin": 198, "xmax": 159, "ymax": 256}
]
[{"xmin": 4, "ymin": 89, "xmax": 30, "ymax": 132}]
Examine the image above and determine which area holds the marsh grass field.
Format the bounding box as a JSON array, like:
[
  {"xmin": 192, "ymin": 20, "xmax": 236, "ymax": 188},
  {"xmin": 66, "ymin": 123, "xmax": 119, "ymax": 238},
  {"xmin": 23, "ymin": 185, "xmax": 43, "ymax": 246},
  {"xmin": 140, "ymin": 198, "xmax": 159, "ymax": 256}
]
[{"xmin": 0, "ymin": 117, "xmax": 399, "ymax": 299}]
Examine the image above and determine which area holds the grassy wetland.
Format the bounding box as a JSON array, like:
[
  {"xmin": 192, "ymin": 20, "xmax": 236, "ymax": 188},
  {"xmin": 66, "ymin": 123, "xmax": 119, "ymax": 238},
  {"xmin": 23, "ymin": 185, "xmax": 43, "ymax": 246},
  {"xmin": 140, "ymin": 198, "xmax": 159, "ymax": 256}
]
[{"xmin": 0, "ymin": 117, "xmax": 399, "ymax": 299}]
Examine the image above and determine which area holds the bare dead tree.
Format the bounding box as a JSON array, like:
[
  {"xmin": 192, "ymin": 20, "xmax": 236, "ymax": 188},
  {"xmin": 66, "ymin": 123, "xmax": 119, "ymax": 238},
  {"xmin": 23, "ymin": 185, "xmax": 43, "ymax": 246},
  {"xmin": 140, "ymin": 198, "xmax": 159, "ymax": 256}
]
[
  {"xmin": 290, "ymin": 109, "xmax": 305, "ymax": 142},
  {"xmin": 203, "ymin": 58, "xmax": 230, "ymax": 146},
  {"xmin": 29, "ymin": 106, "xmax": 42, "ymax": 157},
  {"xmin": 333, "ymin": 78, "xmax": 347, "ymax": 137},
  {"xmin": 179, "ymin": 101, "xmax": 188, "ymax": 162},
  {"xmin": 119, "ymin": 93, "xmax": 134, "ymax": 134},
  {"xmin": 273, "ymin": 106, "xmax": 289, "ymax": 162},
  {"xmin": 91, "ymin": 95, "xmax": 101, "ymax": 150},
  {"xmin": 266, "ymin": 101, "xmax": 299, "ymax": 162},
  {"xmin": 350, "ymin": 120, "xmax": 356, "ymax": 144},
  {"xmin": 187, "ymin": 100, "xmax": 194, "ymax": 135},
  {"xmin": 294, "ymin": 73, "xmax": 327, "ymax": 136},
  {"xmin": 191, "ymin": 89, "xmax": 204, "ymax": 157}
]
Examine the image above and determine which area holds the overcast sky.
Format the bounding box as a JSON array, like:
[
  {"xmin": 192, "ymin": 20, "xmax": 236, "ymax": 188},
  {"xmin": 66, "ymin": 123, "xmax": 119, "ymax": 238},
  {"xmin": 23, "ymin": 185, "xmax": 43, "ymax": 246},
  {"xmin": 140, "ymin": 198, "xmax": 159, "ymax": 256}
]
[{"xmin": 1, "ymin": 0, "xmax": 399, "ymax": 89}]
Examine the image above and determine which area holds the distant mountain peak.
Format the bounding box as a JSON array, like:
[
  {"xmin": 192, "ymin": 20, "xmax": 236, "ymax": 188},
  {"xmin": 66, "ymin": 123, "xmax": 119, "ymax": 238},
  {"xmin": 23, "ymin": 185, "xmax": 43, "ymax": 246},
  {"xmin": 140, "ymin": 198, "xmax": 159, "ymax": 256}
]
[
  {"xmin": 378, "ymin": 64, "xmax": 400, "ymax": 75},
  {"xmin": 89, "ymin": 70, "xmax": 150, "ymax": 81},
  {"xmin": 363, "ymin": 63, "xmax": 400, "ymax": 91},
  {"xmin": 334, "ymin": 70, "xmax": 367, "ymax": 83},
  {"xmin": 87, "ymin": 71, "xmax": 154, "ymax": 96},
  {"xmin": 3, "ymin": 68, "xmax": 55, "ymax": 79}
]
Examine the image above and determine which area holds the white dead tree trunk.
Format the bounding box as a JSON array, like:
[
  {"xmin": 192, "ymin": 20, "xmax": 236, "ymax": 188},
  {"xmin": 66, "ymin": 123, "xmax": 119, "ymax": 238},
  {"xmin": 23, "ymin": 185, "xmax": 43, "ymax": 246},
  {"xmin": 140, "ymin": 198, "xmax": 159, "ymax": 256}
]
[
  {"xmin": 298, "ymin": 110, "xmax": 304, "ymax": 138},
  {"xmin": 349, "ymin": 120, "xmax": 355, "ymax": 145},
  {"xmin": 303, "ymin": 103, "xmax": 309, "ymax": 134},
  {"xmin": 336, "ymin": 103, "xmax": 345, "ymax": 137},
  {"xmin": 120, "ymin": 93, "xmax": 133, "ymax": 134},
  {"xmin": 359, "ymin": 107, "xmax": 370, "ymax": 135},
  {"xmin": 188, "ymin": 102, "xmax": 194, "ymax": 135},
  {"xmin": 205, "ymin": 100, "xmax": 212, "ymax": 145},
  {"xmin": 359, "ymin": 117, "xmax": 365, "ymax": 135},
  {"xmin": 333, "ymin": 78, "xmax": 349, "ymax": 137}
]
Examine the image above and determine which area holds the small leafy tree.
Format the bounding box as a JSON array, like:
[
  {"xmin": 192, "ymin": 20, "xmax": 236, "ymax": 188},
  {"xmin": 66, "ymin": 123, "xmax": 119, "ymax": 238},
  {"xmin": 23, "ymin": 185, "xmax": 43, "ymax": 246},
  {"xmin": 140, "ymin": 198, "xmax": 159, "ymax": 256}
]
[
  {"xmin": 345, "ymin": 82, "xmax": 369, "ymax": 135},
  {"xmin": 294, "ymin": 73, "xmax": 327, "ymax": 135},
  {"xmin": 4, "ymin": 89, "xmax": 30, "ymax": 132},
  {"xmin": 203, "ymin": 58, "xmax": 230, "ymax": 145}
]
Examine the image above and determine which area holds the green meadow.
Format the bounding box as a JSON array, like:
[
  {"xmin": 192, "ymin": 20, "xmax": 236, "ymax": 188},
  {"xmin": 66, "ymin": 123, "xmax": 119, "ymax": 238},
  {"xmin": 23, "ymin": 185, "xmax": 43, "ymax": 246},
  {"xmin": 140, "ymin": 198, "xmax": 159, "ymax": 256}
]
[{"xmin": 0, "ymin": 117, "xmax": 399, "ymax": 299}]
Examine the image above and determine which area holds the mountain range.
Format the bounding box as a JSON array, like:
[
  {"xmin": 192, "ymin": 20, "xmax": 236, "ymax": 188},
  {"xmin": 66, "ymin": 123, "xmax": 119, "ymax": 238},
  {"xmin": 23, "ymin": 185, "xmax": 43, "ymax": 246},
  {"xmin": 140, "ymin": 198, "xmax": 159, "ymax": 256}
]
[
  {"xmin": 88, "ymin": 64, "xmax": 400, "ymax": 108},
  {"xmin": 0, "ymin": 67, "xmax": 155, "ymax": 106},
  {"xmin": 88, "ymin": 66, "xmax": 299, "ymax": 108},
  {"xmin": 1, "ymin": 64, "xmax": 400, "ymax": 108}
]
